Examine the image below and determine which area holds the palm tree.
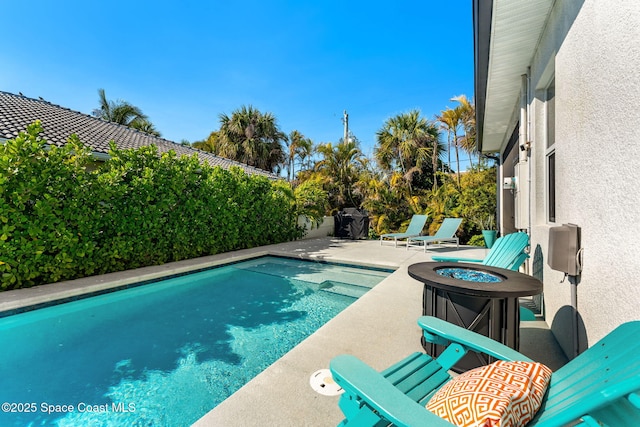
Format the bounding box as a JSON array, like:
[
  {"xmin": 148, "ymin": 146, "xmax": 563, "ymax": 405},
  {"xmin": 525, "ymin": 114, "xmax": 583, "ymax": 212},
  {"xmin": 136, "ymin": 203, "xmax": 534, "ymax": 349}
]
[
  {"xmin": 314, "ymin": 139, "xmax": 367, "ymax": 210},
  {"xmin": 438, "ymin": 106, "xmax": 463, "ymax": 186},
  {"xmin": 375, "ymin": 110, "xmax": 440, "ymax": 194},
  {"xmin": 217, "ymin": 105, "xmax": 286, "ymax": 172},
  {"xmin": 452, "ymin": 95, "xmax": 478, "ymax": 168},
  {"xmin": 286, "ymin": 130, "xmax": 313, "ymax": 181},
  {"xmin": 130, "ymin": 119, "xmax": 161, "ymax": 137},
  {"xmin": 92, "ymin": 88, "xmax": 148, "ymax": 128},
  {"xmin": 430, "ymin": 127, "xmax": 443, "ymax": 190},
  {"xmin": 297, "ymin": 138, "xmax": 315, "ymax": 173}
]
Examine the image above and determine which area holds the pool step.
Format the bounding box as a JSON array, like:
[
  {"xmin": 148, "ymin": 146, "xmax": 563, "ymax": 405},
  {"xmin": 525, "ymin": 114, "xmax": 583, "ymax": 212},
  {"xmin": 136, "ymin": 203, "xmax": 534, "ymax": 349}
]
[{"xmin": 319, "ymin": 280, "xmax": 373, "ymax": 299}]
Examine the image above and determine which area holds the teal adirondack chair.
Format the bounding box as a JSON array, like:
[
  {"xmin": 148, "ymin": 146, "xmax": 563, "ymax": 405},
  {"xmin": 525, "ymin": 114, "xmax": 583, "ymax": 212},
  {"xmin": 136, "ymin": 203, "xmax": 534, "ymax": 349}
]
[
  {"xmin": 406, "ymin": 218, "xmax": 463, "ymax": 252},
  {"xmin": 431, "ymin": 231, "xmax": 529, "ymax": 271},
  {"xmin": 380, "ymin": 215, "xmax": 428, "ymax": 247},
  {"xmin": 330, "ymin": 316, "xmax": 640, "ymax": 427}
]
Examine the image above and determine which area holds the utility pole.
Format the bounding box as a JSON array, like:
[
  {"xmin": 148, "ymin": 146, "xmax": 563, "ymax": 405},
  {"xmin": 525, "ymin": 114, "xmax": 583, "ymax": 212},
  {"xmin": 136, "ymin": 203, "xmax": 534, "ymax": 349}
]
[{"xmin": 343, "ymin": 110, "xmax": 349, "ymax": 144}]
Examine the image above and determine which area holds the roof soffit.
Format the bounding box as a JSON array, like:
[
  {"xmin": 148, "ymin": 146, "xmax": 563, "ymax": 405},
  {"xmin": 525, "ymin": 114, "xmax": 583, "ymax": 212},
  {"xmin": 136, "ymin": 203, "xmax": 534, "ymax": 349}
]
[{"xmin": 481, "ymin": 0, "xmax": 554, "ymax": 153}]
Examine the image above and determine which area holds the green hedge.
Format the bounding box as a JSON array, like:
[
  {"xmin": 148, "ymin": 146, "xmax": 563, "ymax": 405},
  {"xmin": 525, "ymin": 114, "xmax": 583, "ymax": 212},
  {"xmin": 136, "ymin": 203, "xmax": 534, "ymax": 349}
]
[{"xmin": 0, "ymin": 122, "xmax": 302, "ymax": 290}]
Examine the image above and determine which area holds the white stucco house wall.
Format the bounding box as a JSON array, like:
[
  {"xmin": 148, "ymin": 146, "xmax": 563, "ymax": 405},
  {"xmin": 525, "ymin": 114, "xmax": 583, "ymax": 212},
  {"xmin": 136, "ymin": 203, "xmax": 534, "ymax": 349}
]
[{"xmin": 474, "ymin": 0, "xmax": 640, "ymax": 358}]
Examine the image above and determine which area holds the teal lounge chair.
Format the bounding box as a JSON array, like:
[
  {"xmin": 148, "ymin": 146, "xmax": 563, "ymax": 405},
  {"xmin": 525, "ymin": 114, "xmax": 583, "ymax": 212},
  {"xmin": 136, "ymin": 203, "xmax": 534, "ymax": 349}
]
[
  {"xmin": 330, "ymin": 316, "xmax": 640, "ymax": 427},
  {"xmin": 380, "ymin": 215, "xmax": 428, "ymax": 247},
  {"xmin": 406, "ymin": 218, "xmax": 463, "ymax": 252},
  {"xmin": 432, "ymin": 231, "xmax": 529, "ymax": 271}
]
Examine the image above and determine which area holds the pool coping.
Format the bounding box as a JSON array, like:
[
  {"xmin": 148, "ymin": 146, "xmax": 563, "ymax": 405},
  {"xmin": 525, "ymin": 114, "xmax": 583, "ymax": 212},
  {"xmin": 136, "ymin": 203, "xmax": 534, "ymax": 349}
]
[
  {"xmin": 0, "ymin": 239, "xmax": 405, "ymax": 316},
  {"xmin": 0, "ymin": 249, "xmax": 268, "ymax": 316},
  {"xmin": 0, "ymin": 252, "xmax": 394, "ymax": 318}
]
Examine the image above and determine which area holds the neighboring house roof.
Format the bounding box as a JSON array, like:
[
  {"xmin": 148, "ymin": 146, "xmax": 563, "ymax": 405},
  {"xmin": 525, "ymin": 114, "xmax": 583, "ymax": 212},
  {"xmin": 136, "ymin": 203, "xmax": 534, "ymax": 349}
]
[
  {"xmin": 473, "ymin": 0, "xmax": 555, "ymax": 153},
  {"xmin": 0, "ymin": 91, "xmax": 278, "ymax": 178}
]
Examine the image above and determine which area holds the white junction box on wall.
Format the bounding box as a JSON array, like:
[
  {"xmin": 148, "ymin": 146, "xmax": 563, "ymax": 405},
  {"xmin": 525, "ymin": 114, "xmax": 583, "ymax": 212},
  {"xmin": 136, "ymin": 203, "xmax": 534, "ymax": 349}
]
[{"xmin": 503, "ymin": 176, "xmax": 516, "ymax": 190}]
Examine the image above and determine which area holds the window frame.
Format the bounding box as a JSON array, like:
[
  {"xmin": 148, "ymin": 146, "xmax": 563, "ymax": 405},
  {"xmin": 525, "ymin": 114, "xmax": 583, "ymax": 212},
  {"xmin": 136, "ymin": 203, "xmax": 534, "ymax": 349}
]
[{"xmin": 545, "ymin": 78, "xmax": 556, "ymax": 224}]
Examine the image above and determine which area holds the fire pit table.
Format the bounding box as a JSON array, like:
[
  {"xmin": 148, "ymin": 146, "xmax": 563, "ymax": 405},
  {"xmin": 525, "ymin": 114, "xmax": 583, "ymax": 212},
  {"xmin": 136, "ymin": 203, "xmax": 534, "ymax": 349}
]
[{"xmin": 408, "ymin": 262, "xmax": 542, "ymax": 372}]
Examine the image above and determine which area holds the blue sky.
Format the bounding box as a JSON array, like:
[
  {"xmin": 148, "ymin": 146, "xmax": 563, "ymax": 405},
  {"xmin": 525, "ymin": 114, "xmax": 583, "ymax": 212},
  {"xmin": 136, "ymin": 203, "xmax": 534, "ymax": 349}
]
[{"xmin": 2, "ymin": 0, "xmax": 473, "ymax": 165}]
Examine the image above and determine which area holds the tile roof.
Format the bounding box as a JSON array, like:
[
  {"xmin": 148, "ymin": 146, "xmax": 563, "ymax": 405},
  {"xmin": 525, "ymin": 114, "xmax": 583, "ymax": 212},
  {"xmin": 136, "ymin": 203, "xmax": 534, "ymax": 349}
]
[{"xmin": 0, "ymin": 91, "xmax": 279, "ymax": 178}]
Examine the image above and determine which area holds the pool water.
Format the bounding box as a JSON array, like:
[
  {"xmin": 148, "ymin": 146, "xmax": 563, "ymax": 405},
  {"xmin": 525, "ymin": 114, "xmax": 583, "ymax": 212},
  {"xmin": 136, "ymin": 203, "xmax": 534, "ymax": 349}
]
[{"xmin": 0, "ymin": 256, "xmax": 389, "ymax": 427}]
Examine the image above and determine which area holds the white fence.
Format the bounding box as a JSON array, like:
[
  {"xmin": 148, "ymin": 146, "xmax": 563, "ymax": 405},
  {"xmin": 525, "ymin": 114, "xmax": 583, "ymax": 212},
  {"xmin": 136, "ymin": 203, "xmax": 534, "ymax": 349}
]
[{"xmin": 297, "ymin": 216, "xmax": 334, "ymax": 239}]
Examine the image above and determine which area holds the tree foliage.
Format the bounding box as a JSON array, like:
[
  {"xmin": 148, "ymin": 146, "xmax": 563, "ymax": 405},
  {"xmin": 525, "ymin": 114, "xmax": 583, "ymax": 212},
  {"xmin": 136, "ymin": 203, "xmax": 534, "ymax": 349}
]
[
  {"xmin": 312, "ymin": 138, "xmax": 368, "ymax": 213},
  {"xmin": 192, "ymin": 131, "xmax": 220, "ymax": 153},
  {"xmin": 130, "ymin": 118, "xmax": 161, "ymax": 137},
  {"xmin": 359, "ymin": 169, "xmax": 413, "ymax": 236},
  {"xmin": 92, "ymin": 88, "xmax": 161, "ymax": 136},
  {"xmin": 295, "ymin": 98, "xmax": 495, "ymax": 244},
  {"xmin": 375, "ymin": 110, "xmax": 441, "ymax": 193},
  {"xmin": 288, "ymin": 98, "xmax": 494, "ymax": 244},
  {"xmin": 286, "ymin": 130, "xmax": 313, "ymax": 182},
  {"xmin": 0, "ymin": 122, "xmax": 304, "ymax": 290},
  {"xmin": 293, "ymin": 179, "xmax": 328, "ymax": 228},
  {"xmin": 217, "ymin": 105, "xmax": 286, "ymax": 173},
  {"xmin": 457, "ymin": 164, "xmax": 497, "ymax": 232},
  {"xmin": 452, "ymin": 95, "xmax": 477, "ymax": 168},
  {"xmin": 437, "ymin": 106, "xmax": 463, "ymax": 186}
]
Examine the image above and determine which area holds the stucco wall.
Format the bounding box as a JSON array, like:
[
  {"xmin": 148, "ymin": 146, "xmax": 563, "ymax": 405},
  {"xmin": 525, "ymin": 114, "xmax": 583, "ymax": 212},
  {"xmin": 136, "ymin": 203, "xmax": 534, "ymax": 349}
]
[{"xmin": 525, "ymin": 0, "xmax": 640, "ymax": 356}]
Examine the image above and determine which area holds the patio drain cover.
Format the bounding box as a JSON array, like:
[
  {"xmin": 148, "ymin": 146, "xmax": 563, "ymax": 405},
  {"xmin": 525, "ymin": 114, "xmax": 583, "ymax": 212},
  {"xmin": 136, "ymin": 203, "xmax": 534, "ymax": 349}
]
[{"xmin": 310, "ymin": 369, "xmax": 344, "ymax": 396}]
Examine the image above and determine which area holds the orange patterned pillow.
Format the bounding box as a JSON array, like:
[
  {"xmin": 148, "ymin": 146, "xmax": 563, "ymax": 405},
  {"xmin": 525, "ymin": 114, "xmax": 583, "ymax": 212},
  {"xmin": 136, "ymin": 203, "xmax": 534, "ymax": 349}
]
[{"xmin": 426, "ymin": 360, "xmax": 552, "ymax": 427}]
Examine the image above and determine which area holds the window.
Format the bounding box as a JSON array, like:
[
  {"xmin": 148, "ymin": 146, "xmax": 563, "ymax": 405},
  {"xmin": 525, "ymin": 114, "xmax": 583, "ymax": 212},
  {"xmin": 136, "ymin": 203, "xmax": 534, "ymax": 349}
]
[
  {"xmin": 547, "ymin": 152, "xmax": 556, "ymax": 222},
  {"xmin": 545, "ymin": 79, "xmax": 556, "ymax": 222}
]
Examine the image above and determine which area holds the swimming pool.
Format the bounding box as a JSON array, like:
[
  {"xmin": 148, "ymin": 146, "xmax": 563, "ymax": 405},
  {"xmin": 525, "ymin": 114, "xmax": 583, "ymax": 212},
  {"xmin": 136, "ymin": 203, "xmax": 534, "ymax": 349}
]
[{"xmin": 0, "ymin": 256, "xmax": 390, "ymax": 426}]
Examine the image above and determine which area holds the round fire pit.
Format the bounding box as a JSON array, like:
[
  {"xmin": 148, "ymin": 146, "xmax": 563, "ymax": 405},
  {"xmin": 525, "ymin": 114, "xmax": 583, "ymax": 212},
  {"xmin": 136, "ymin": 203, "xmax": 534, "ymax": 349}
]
[{"xmin": 408, "ymin": 262, "xmax": 542, "ymax": 372}]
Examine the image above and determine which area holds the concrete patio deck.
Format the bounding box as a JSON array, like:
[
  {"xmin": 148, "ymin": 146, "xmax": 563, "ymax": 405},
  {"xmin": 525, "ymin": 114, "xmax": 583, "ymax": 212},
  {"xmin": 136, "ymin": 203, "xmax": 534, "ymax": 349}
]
[
  {"xmin": 0, "ymin": 237, "xmax": 568, "ymax": 426},
  {"xmin": 194, "ymin": 238, "xmax": 567, "ymax": 426}
]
